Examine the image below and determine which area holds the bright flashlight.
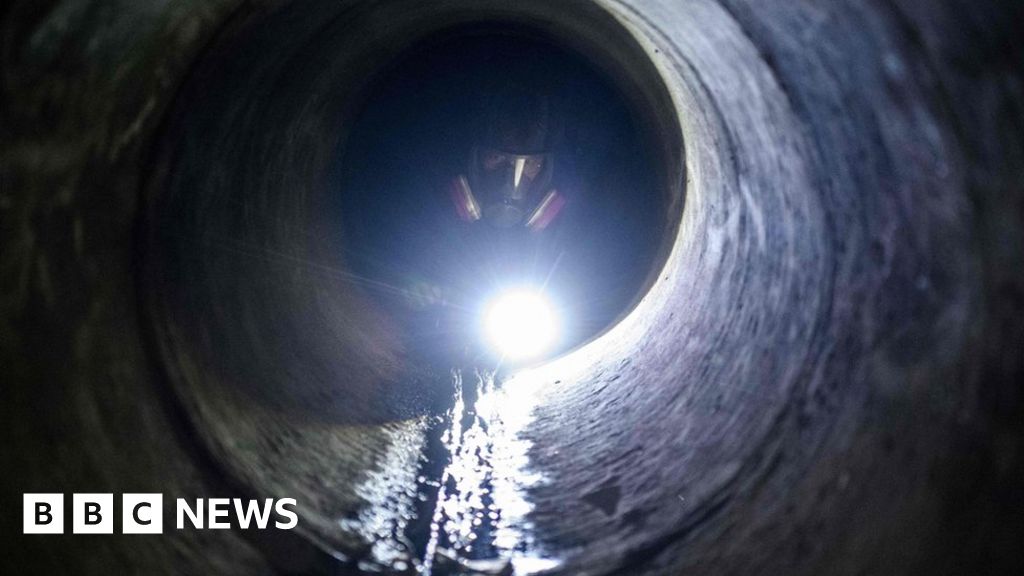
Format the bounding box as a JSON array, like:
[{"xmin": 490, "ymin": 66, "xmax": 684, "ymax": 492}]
[{"xmin": 484, "ymin": 289, "xmax": 559, "ymax": 360}]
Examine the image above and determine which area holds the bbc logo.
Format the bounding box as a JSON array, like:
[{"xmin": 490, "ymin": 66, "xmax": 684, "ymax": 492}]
[{"xmin": 24, "ymin": 493, "xmax": 163, "ymax": 534}]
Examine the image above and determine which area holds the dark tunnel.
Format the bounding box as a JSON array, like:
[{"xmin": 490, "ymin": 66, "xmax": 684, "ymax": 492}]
[{"xmin": 2, "ymin": 0, "xmax": 1023, "ymax": 575}]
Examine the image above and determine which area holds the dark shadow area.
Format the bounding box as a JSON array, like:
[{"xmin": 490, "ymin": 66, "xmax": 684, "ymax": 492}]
[{"xmin": 330, "ymin": 29, "xmax": 664, "ymax": 366}]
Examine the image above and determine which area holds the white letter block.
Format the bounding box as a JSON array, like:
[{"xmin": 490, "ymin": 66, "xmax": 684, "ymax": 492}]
[
  {"xmin": 73, "ymin": 493, "xmax": 113, "ymax": 534},
  {"xmin": 123, "ymin": 493, "xmax": 163, "ymax": 534},
  {"xmin": 24, "ymin": 493, "xmax": 63, "ymax": 534}
]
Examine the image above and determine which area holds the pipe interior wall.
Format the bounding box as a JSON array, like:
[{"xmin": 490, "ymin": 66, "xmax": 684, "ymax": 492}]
[{"xmin": 1, "ymin": 0, "xmax": 1022, "ymax": 574}]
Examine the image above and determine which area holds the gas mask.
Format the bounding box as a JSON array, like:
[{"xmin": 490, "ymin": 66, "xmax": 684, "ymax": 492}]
[
  {"xmin": 450, "ymin": 87, "xmax": 567, "ymax": 229},
  {"xmin": 451, "ymin": 151, "xmax": 564, "ymax": 230},
  {"xmin": 469, "ymin": 147, "xmax": 553, "ymax": 227}
]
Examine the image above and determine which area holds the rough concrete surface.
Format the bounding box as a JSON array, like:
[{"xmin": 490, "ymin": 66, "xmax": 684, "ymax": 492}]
[{"xmin": 2, "ymin": 0, "xmax": 1022, "ymax": 574}]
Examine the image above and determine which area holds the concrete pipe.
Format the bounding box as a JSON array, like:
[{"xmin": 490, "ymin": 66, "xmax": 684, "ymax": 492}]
[{"xmin": 2, "ymin": 1, "xmax": 1022, "ymax": 575}]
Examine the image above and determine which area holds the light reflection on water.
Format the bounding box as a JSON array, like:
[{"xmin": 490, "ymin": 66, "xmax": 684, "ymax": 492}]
[
  {"xmin": 341, "ymin": 369, "xmax": 561, "ymax": 575},
  {"xmin": 338, "ymin": 419, "xmax": 430, "ymax": 572},
  {"xmin": 474, "ymin": 371, "xmax": 560, "ymax": 573},
  {"xmin": 422, "ymin": 369, "xmax": 562, "ymax": 575}
]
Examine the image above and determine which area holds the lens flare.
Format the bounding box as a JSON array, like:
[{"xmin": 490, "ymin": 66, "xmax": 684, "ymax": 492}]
[{"xmin": 484, "ymin": 290, "xmax": 559, "ymax": 360}]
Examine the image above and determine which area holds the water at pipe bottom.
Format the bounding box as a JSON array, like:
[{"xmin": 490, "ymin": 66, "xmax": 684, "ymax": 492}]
[{"xmin": 339, "ymin": 368, "xmax": 564, "ymax": 575}]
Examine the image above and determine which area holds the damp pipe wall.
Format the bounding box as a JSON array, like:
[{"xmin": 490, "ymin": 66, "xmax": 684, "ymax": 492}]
[{"xmin": 2, "ymin": 1, "xmax": 1023, "ymax": 575}]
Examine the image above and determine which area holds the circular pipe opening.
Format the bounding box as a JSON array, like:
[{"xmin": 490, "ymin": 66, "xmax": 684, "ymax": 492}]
[
  {"xmin": 4, "ymin": 0, "xmax": 1019, "ymax": 574},
  {"xmin": 330, "ymin": 27, "xmax": 678, "ymax": 364},
  {"xmin": 143, "ymin": 0, "xmax": 682, "ymax": 570}
]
